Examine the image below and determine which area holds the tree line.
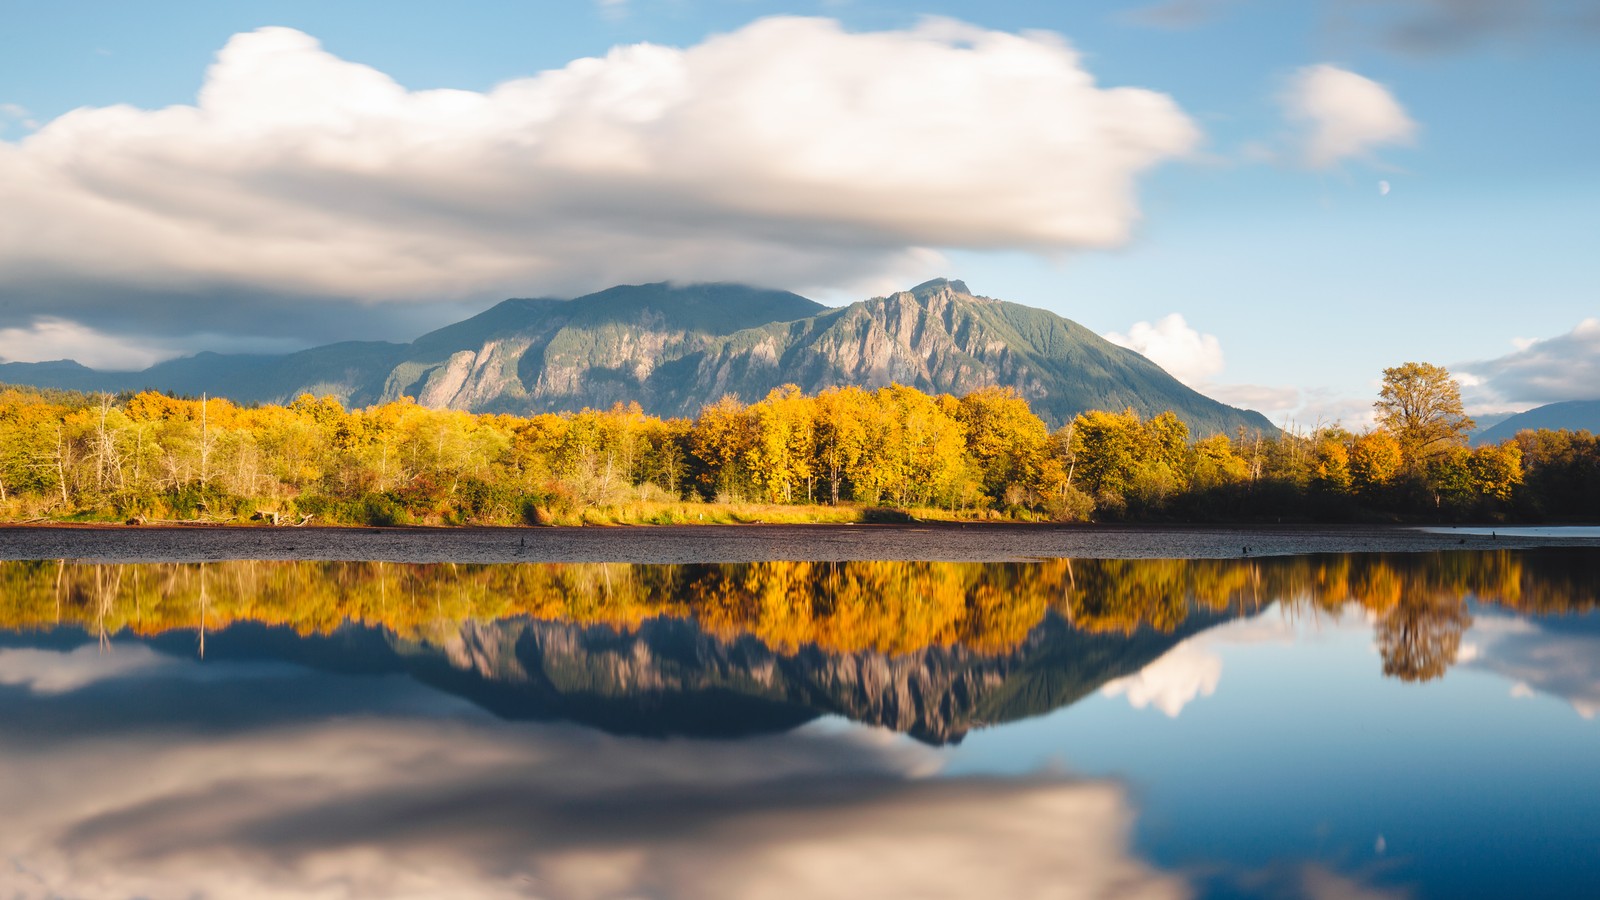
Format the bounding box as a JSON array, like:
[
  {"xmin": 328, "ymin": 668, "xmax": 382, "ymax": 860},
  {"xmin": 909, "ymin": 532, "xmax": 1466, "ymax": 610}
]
[{"xmin": 0, "ymin": 362, "xmax": 1595, "ymax": 525}]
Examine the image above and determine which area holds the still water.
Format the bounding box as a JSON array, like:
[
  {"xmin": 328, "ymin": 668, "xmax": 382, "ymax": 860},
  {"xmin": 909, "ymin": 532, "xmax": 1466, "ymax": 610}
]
[{"xmin": 1, "ymin": 551, "xmax": 1597, "ymax": 898}]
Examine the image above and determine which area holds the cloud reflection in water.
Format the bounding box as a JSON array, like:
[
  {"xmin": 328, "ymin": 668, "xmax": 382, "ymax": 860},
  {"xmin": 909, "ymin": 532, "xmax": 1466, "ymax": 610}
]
[{"xmin": 0, "ymin": 654, "xmax": 1187, "ymax": 900}]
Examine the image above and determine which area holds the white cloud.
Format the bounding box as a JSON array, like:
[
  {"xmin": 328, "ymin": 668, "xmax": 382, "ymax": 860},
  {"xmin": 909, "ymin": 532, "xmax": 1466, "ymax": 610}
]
[
  {"xmin": 1104, "ymin": 313, "xmax": 1301, "ymax": 419},
  {"xmin": 1281, "ymin": 64, "xmax": 1417, "ymax": 168},
  {"xmin": 0, "ymin": 317, "xmax": 184, "ymax": 369},
  {"xmin": 1106, "ymin": 313, "xmax": 1225, "ymax": 387},
  {"xmin": 1458, "ymin": 318, "xmax": 1600, "ymax": 407},
  {"xmin": 0, "ymin": 19, "xmax": 1199, "ymax": 338}
]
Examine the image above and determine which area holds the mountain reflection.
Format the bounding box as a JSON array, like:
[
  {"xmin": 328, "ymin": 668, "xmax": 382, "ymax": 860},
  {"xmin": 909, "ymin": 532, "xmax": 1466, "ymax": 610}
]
[{"xmin": 1, "ymin": 551, "xmax": 1596, "ymax": 740}]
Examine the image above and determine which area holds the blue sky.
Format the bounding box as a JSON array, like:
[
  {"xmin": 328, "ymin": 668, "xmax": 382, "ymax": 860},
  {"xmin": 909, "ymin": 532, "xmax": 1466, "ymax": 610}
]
[{"xmin": 1, "ymin": 0, "xmax": 1596, "ymax": 423}]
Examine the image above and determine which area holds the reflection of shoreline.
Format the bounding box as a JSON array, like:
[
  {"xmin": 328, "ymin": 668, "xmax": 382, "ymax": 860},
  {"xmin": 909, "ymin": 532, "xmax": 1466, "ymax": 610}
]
[
  {"xmin": 1, "ymin": 550, "xmax": 1596, "ymax": 738},
  {"xmin": 2, "ymin": 549, "xmax": 1593, "ymax": 643}
]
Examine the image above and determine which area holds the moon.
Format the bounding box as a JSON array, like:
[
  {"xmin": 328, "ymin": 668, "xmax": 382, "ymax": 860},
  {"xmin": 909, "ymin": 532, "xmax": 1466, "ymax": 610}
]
[{"xmin": 1379, "ymin": 180, "xmax": 1391, "ymax": 196}]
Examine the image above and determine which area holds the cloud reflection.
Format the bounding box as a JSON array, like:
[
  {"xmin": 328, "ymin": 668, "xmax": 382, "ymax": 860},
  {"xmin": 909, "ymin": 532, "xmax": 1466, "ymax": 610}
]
[
  {"xmin": 1462, "ymin": 612, "xmax": 1600, "ymax": 720},
  {"xmin": 0, "ymin": 655, "xmax": 1190, "ymax": 899},
  {"xmin": 0, "ymin": 644, "xmax": 175, "ymax": 694},
  {"xmin": 1101, "ymin": 614, "xmax": 1296, "ymax": 717}
]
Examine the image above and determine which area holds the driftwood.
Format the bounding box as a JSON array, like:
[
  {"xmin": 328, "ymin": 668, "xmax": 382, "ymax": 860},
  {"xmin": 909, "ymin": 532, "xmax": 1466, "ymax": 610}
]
[{"xmin": 250, "ymin": 511, "xmax": 315, "ymax": 527}]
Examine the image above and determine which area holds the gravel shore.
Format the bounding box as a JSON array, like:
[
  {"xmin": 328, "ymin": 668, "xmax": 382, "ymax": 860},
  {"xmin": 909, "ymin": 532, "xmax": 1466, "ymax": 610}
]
[{"xmin": 2, "ymin": 522, "xmax": 1598, "ymax": 563}]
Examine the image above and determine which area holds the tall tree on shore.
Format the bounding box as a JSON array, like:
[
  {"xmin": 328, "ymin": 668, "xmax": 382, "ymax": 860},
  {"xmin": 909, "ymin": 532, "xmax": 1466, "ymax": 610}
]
[{"xmin": 1374, "ymin": 362, "xmax": 1475, "ymax": 468}]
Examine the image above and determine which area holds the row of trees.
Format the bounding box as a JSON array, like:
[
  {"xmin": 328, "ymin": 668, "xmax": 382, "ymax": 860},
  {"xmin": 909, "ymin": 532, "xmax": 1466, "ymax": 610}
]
[{"xmin": 0, "ymin": 363, "xmax": 1594, "ymax": 524}]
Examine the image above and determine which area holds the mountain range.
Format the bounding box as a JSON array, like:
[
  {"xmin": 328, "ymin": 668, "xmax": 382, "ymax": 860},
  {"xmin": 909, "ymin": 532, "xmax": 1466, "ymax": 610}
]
[{"xmin": 0, "ymin": 278, "xmax": 1273, "ymax": 433}]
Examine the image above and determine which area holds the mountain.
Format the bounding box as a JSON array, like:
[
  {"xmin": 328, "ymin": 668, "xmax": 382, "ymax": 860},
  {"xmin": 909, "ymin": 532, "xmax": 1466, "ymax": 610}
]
[
  {"xmin": 0, "ymin": 279, "xmax": 1272, "ymax": 433},
  {"xmin": 1474, "ymin": 399, "xmax": 1600, "ymax": 445}
]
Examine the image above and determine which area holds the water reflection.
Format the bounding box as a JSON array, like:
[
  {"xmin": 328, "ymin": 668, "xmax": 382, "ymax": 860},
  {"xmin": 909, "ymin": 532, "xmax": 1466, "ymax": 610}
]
[
  {"xmin": 2, "ymin": 551, "xmax": 1597, "ymax": 741},
  {"xmin": 4, "ymin": 550, "xmax": 1600, "ymax": 898},
  {"xmin": 0, "ymin": 677, "xmax": 1186, "ymax": 899}
]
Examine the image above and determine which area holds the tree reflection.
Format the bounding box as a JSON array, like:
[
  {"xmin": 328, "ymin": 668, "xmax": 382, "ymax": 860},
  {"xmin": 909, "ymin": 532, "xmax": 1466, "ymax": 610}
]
[
  {"xmin": 0, "ymin": 549, "xmax": 1594, "ymax": 686},
  {"xmin": 1376, "ymin": 593, "xmax": 1472, "ymax": 682}
]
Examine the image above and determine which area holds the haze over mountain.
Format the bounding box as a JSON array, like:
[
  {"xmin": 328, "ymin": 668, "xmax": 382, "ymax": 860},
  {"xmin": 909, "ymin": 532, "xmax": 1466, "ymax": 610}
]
[{"xmin": 0, "ymin": 279, "xmax": 1272, "ymax": 434}]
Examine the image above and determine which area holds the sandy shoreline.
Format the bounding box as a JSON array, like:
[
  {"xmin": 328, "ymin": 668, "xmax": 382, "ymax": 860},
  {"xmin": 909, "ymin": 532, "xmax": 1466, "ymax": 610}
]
[{"xmin": 2, "ymin": 522, "xmax": 1598, "ymax": 563}]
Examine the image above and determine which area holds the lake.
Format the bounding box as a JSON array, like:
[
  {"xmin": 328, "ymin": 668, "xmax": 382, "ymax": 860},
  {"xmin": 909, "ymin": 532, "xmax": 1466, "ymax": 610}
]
[{"xmin": 2, "ymin": 529, "xmax": 1598, "ymax": 898}]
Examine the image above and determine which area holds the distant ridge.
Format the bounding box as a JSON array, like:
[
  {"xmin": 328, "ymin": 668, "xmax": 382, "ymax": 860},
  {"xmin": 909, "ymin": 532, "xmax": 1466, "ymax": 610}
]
[
  {"xmin": 1475, "ymin": 399, "xmax": 1600, "ymax": 445},
  {"xmin": 0, "ymin": 279, "xmax": 1273, "ymax": 434}
]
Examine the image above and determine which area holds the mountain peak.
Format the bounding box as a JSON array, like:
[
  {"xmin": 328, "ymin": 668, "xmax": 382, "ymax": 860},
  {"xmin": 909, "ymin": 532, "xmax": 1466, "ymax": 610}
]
[
  {"xmin": 908, "ymin": 278, "xmax": 972, "ymax": 298},
  {"xmin": 568, "ymin": 282, "xmax": 825, "ymax": 332}
]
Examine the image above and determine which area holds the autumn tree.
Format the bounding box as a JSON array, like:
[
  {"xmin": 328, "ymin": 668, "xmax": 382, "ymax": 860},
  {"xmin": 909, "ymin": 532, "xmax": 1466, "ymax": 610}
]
[
  {"xmin": 1068, "ymin": 408, "xmax": 1148, "ymax": 502},
  {"xmin": 1374, "ymin": 362, "xmax": 1474, "ymax": 469},
  {"xmin": 1349, "ymin": 430, "xmax": 1403, "ymax": 496},
  {"xmin": 1191, "ymin": 433, "xmax": 1247, "ymax": 491},
  {"xmin": 953, "ymin": 386, "xmax": 1050, "ymax": 508},
  {"xmin": 691, "ymin": 395, "xmax": 757, "ymax": 501},
  {"xmin": 1311, "ymin": 430, "xmax": 1353, "ymax": 494},
  {"xmin": 813, "ymin": 387, "xmax": 871, "ymax": 505}
]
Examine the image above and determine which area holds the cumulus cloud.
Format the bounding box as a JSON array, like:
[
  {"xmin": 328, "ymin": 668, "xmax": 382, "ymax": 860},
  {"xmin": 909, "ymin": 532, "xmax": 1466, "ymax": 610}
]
[
  {"xmin": 1106, "ymin": 313, "xmax": 1225, "ymax": 387},
  {"xmin": 1457, "ymin": 318, "xmax": 1600, "ymax": 407},
  {"xmin": 1105, "ymin": 313, "xmax": 1300, "ymax": 418},
  {"xmin": 0, "ymin": 19, "xmax": 1198, "ymax": 345},
  {"xmin": 1280, "ymin": 64, "xmax": 1417, "ymax": 167},
  {"xmin": 0, "ymin": 665, "xmax": 1189, "ymax": 899}
]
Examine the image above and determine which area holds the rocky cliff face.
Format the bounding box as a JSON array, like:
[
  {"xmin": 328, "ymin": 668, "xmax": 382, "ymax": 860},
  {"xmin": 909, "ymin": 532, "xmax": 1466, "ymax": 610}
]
[{"xmin": 391, "ymin": 279, "xmax": 1270, "ymax": 433}]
